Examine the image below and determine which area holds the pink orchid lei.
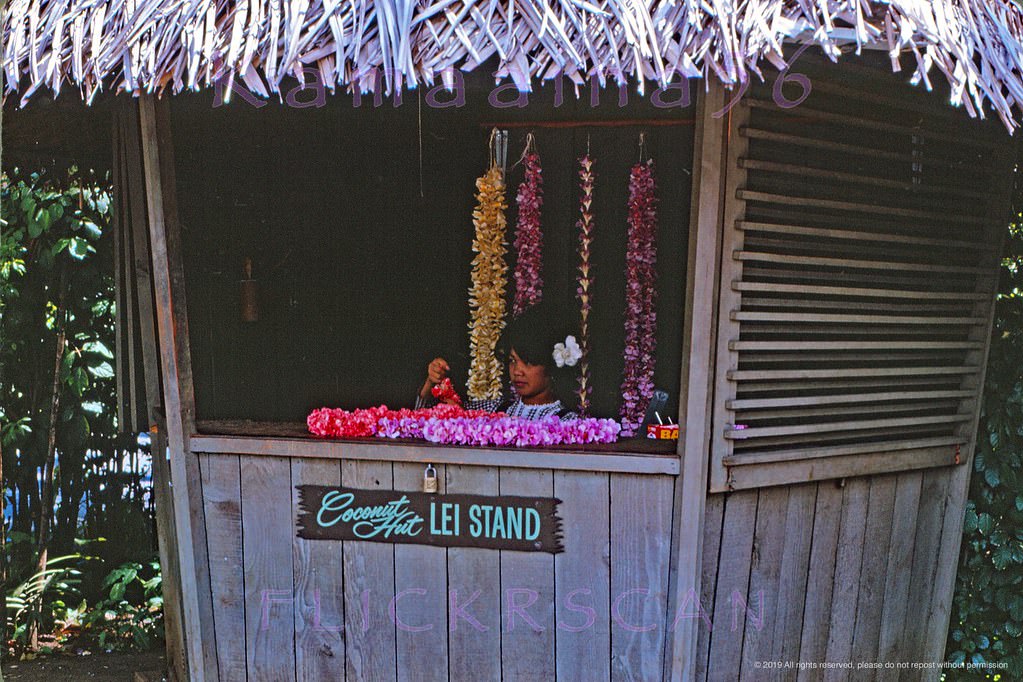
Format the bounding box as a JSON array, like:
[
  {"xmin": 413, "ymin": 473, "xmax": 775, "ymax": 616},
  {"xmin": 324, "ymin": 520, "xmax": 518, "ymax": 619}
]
[
  {"xmin": 308, "ymin": 406, "xmax": 620, "ymax": 446},
  {"xmin": 575, "ymin": 155, "xmax": 595, "ymax": 415},
  {"xmin": 511, "ymin": 151, "xmax": 544, "ymax": 317},
  {"xmin": 308, "ymin": 404, "xmax": 499, "ymax": 439},
  {"xmin": 619, "ymin": 159, "xmax": 659, "ymax": 437}
]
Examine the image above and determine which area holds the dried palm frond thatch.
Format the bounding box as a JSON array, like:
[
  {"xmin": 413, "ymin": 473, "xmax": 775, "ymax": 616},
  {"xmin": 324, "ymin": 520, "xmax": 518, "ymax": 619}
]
[{"xmin": 4, "ymin": 1, "xmax": 1023, "ymax": 130}]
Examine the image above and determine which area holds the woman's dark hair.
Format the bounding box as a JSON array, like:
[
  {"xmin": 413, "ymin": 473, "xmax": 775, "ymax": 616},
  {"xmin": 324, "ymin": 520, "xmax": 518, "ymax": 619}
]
[{"xmin": 499, "ymin": 303, "xmax": 577, "ymax": 397}]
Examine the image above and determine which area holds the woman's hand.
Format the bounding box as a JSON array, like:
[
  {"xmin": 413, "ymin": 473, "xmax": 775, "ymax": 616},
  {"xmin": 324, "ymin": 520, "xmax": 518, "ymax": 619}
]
[{"xmin": 419, "ymin": 357, "xmax": 450, "ymax": 400}]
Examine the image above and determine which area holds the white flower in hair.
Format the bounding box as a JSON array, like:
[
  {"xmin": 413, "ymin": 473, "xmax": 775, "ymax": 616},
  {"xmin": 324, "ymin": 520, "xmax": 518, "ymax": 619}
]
[{"xmin": 553, "ymin": 335, "xmax": 583, "ymax": 368}]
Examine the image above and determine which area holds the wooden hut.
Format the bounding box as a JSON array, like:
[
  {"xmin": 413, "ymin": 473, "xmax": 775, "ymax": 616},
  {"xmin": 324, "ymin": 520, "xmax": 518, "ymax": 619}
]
[{"xmin": 5, "ymin": 3, "xmax": 1023, "ymax": 681}]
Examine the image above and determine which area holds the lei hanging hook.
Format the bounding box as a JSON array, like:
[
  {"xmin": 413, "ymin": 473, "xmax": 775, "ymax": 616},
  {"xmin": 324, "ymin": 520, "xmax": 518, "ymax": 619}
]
[
  {"xmin": 488, "ymin": 127, "xmax": 509, "ymax": 173},
  {"xmin": 489, "ymin": 128, "xmax": 509, "ymax": 175}
]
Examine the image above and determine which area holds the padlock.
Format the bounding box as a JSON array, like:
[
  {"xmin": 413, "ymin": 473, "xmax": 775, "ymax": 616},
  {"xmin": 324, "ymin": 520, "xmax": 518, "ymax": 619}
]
[{"xmin": 423, "ymin": 464, "xmax": 438, "ymax": 494}]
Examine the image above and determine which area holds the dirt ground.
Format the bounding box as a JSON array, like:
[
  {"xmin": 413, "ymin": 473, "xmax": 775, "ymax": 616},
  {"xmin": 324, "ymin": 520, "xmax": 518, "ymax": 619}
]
[{"xmin": 1, "ymin": 651, "xmax": 166, "ymax": 681}]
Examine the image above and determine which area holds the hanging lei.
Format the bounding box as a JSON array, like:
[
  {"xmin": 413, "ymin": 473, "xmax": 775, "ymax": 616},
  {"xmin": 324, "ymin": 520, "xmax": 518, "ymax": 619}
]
[
  {"xmin": 511, "ymin": 137, "xmax": 544, "ymax": 318},
  {"xmin": 619, "ymin": 158, "xmax": 659, "ymax": 437},
  {"xmin": 575, "ymin": 155, "xmax": 595, "ymax": 415},
  {"xmin": 467, "ymin": 162, "xmax": 509, "ymax": 401}
]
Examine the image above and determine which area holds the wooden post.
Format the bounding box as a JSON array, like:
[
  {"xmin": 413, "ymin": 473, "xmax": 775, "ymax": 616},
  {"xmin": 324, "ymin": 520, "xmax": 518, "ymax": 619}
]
[
  {"xmin": 137, "ymin": 95, "xmax": 218, "ymax": 681},
  {"xmin": 921, "ymin": 135, "xmax": 1020, "ymax": 671},
  {"xmin": 117, "ymin": 100, "xmax": 189, "ymax": 681},
  {"xmin": 664, "ymin": 81, "xmax": 729, "ymax": 681}
]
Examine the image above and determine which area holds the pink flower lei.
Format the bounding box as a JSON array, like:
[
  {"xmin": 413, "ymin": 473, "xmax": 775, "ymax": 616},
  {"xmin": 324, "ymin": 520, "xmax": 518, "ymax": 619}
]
[
  {"xmin": 619, "ymin": 159, "xmax": 659, "ymax": 437},
  {"xmin": 511, "ymin": 145, "xmax": 544, "ymax": 317},
  {"xmin": 575, "ymin": 154, "xmax": 595, "ymax": 415},
  {"xmin": 308, "ymin": 405, "xmax": 620, "ymax": 446}
]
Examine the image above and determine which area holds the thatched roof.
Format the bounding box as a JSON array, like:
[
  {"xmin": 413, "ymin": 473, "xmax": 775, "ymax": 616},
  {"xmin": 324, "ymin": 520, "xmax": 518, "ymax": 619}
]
[{"xmin": 5, "ymin": 1, "xmax": 1023, "ymax": 130}]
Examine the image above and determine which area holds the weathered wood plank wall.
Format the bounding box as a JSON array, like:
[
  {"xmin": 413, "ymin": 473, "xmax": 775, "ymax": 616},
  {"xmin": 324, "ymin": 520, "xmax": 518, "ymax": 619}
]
[
  {"xmin": 697, "ymin": 465, "xmax": 969, "ymax": 682},
  {"xmin": 555, "ymin": 470, "xmax": 611, "ymax": 680},
  {"xmin": 291, "ymin": 458, "xmax": 344, "ymax": 681},
  {"xmin": 197, "ymin": 455, "xmax": 677, "ymax": 681}
]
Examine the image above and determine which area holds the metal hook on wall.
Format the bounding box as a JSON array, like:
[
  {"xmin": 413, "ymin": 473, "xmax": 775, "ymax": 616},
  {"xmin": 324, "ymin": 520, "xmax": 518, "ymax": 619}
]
[
  {"xmin": 489, "ymin": 128, "xmax": 509, "ymax": 175},
  {"xmin": 497, "ymin": 129, "xmax": 509, "ymax": 175}
]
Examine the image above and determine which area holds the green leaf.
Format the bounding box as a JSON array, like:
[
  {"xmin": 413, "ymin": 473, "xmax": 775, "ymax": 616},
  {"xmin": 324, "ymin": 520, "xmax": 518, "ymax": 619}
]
[
  {"xmin": 51, "ymin": 238, "xmax": 71, "ymax": 256},
  {"xmin": 69, "ymin": 238, "xmax": 90, "ymax": 260},
  {"xmin": 80, "ymin": 220, "xmax": 102, "ymax": 240},
  {"xmin": 986, "ymin": 467, "xmax": 1002, "ymax": 488},
  {"xmin": 34, "ymin": 206, "xmax": 52, "ymax": 233},
  {"xmin": 20, "ymin": 195, "xmax": 37, "ymax": 218},
  {"xmin": 48, "ymin": 203, "xmax": 65, "ymax": 223},
  {"xmin": 965, "ymin": 508, "xmax": 980, "ymax": 534},
  {"xmin": 974, "ymin": 451, "xmax": 986, "ymax": 472},
  {"xmin": 1008, "ymin": 598, "xmax": 1023, "ymax": 621},
  {"xmin": 979, "ymin": 513, "xmax": 995, "ymax": 535},
  {"xmin": 60, "ymin": 351, "xmax": 76, "ymax": 378},
  {"xmin": 71, "ymin": 366, "xmax": 89, "ymax": 395},
  {"xmin": 81, "ymin": 401, "xmax": 104, "ymax": 415},
  {"xmin": 87, "ymin": 361, "xmax": 114, "ymax": 379},
  {"xmin": 82, "ymin": 340, "xmax": 114, "ymax": 359}
]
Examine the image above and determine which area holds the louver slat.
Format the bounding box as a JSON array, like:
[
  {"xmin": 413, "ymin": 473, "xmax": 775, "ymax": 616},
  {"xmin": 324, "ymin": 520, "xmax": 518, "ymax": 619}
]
[{"xmin": 709, "ymin": 66, "xmax": 1011, "ymax": 492}]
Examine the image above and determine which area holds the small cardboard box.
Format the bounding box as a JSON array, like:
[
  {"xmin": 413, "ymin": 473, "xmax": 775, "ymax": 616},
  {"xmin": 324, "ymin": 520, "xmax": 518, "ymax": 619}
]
[{"xmin": 646, "ymin": 424, "xmax": 680, "ymax": 440}]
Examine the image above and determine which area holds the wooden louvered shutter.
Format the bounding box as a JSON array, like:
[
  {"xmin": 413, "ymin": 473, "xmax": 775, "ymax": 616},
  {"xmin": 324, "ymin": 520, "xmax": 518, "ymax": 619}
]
[
  {"xmin": 113, "ymin": 104, "xmax": 163, "ymax": 434},
  {"xmin": 709, "ymin": 60, "xmax": 1015, "ymax": 492}
]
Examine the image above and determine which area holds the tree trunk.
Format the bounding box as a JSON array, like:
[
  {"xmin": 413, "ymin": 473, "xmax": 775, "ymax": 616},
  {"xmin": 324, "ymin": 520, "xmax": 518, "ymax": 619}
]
[{"xmin": 28, "ymin": 273, "xmax": 68, "ymax": 651}]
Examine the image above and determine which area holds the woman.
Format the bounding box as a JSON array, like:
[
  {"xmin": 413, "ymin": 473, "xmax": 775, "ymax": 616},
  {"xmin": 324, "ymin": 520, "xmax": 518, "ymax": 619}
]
[{"xmin": 417, "ymin": 306, "xmax": 580, "ymax": 420}]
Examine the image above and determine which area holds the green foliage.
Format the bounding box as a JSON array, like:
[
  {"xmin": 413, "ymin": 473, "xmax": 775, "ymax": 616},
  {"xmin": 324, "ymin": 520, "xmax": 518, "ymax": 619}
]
[
  {"xmin": 4, "ymin": 553, "xmax": 83, "ymax": 651},
  {"xmin": 947, "ymin": 210, "xmax": 1023, "ymax": 676},
  {"xmin": 78, "ymin": 559, "xmax": 164, "ymax": 652},
  {"xmin": 1, "ymin": 549, "xmax": 163, "ymax": 655},
  {"xmin": 1, "ymin": 168, "xmax": 159, "ymax": 653}
]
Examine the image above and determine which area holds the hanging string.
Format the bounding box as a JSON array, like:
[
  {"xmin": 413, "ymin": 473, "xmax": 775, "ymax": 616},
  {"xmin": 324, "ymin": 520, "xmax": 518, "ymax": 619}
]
[
  {"xmin": 417, "ymin": 89, "xmax": 425, "ymax": 198},
  {"xmin": 511, "ymin": 131, "xmax": 538, "ymax": 172},
  {"xmin": 638, "ymin": 132, "xmax": 648, "ymax": 162},
  {"xmin": 586, "ymin": 133, "xmax": 591, "ymax": 156},
  {"xmin": 489, "ymin": 127, "xmax": 498, "ymax": 168}
]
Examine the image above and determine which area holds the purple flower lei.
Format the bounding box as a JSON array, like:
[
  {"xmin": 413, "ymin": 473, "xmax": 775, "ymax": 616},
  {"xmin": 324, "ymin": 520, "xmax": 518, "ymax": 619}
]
[
  {"xmin": 380, "ymin": 414, "xmax": 621, "ymax": 447},
  {"xmin": 619, "ymin": 159, "xmax": 659, "ymax": 437},
  {"xmin": 512, "ymin": 150, "xmax": 544, "ymax": 317}
]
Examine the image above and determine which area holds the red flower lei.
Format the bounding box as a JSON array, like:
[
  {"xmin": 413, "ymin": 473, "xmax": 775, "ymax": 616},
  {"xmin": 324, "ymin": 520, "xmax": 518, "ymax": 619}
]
[{"xmin": 511, "ymin": 151, "xmax": 544, "ymax": 317}]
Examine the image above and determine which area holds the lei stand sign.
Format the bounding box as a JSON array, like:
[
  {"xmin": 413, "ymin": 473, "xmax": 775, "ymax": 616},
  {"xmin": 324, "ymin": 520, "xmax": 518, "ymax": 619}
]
[{"xmin": 297, "ymin": 486, "xmax": 564, "ymax": 554}]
